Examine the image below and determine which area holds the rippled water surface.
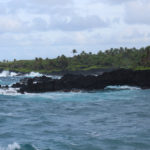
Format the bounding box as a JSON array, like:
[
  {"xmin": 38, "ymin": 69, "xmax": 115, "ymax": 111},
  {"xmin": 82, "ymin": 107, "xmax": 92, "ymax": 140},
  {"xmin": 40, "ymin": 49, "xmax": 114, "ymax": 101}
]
[{"xmin": 0, "ymin": 74, "xmax": 150, "ymax": 150}]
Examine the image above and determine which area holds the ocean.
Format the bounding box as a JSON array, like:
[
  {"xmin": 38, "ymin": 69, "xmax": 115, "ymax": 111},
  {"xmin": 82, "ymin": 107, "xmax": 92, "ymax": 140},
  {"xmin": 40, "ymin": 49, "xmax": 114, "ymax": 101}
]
[{"xmin": 0, "ymin": 71, "xmax": 150, "ymax": 150}]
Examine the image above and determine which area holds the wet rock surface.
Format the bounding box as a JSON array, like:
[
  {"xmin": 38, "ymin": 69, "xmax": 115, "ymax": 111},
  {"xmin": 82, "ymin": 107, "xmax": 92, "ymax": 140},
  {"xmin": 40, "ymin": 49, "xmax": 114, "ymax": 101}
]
[{"xmin": 11, "ymin": 69, "xmax": 150, "ymax": 93}]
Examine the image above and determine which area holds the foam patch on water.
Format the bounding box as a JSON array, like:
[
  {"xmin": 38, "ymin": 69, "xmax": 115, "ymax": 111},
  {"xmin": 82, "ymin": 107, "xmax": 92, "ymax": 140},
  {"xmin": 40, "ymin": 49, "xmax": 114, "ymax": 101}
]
[
  {"xmin": 0, "ymin": 71, "xmax": 18, "ymax": 77},
  {"xmin": 25, "ymin": 72, "xmax": 43, "ymax": 77},
  {"xmin": 0, "ymin": 143, "xmax": 39, "ymax": 150},
  {"xmin": 0, "ymin": 70, "xmax": 44, "ymax": 78},
  {"xmin": 0, "ymin": 70, "xmax": 61, "ymax": 79},
  {"xmin": 0, "ymin": 142, "xmax": 20, "ymax": 150},
  {"xmin": 105, "ymin": 85, "xmax": 141, "ymax": 90},
  {"xmin": 24, "ymin": 72, "xmax": 61, "ymax": 79},
  {"xmin": 46, "ymin": 75, "xmax": 62, "ymax": 79},
  {"xmin": 0, "ymin": 88, "xmax": 20, "ymax": 96},
  {"xmin": 23, "ymin": 91, "xmax": 84, "ymax": 101},
  {"xmin": 25, "ymin": 72, "xmax": 61, "ymax": 79}
]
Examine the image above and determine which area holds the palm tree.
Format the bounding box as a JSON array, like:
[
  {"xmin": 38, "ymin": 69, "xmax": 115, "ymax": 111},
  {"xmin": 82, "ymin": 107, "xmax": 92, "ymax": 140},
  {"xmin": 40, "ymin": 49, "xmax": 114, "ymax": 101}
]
[{"xmin": 72, "ymin": 49, "xmax": 77, "ymax": 56}]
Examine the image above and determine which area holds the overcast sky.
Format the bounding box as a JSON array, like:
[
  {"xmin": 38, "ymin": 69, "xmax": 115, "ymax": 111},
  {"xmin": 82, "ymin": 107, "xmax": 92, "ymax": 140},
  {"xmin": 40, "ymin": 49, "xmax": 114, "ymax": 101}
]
[{"xmin": 0, "ymin": 0, "xmax": 149, "ymax": 60}]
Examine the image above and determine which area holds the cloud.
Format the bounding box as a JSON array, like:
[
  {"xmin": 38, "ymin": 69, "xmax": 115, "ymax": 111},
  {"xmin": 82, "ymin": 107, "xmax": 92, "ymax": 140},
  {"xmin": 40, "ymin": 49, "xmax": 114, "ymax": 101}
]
[
  {"xmin": 31, "ymin": 18, "xmax": 49, "ymax": 31},
  {"xmin": 0, "ymin": 7, "xmax": 109, "ymax": 33},
  {"xmin": 89, "ymin": 0, "xmax": 136, "ymax": 5},
  {"xmin": 6, "ymin": 0, "xmax": 73, "ymax": 14},
  {"xmin": 0, "ymin": 0, "xmax": 110, "ymax": 33},
  {"xmin": 0, "ymin": 16, "xmax": 22, "ymax": 32},
  {"xmin": 124, "ymin": 1, "xmax": 150, "ymax": 25},
  {"xmin": 50, "ymin": 14, "xmax": 109, "ymax": 31},
  {"xmin": 31, "ymin": 0, "xmax": 72, "ymax": 6},
  {"xmin": 0, "ymin": 0, "xmax": 149, "ymax": 60}
]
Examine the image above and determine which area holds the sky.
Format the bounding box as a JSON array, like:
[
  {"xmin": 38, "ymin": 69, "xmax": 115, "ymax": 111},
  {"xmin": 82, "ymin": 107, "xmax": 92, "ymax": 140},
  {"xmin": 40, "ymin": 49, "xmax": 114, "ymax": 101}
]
[{"xmin": 0, "ymin": 0, "xmax": 150, "ymax": 60}]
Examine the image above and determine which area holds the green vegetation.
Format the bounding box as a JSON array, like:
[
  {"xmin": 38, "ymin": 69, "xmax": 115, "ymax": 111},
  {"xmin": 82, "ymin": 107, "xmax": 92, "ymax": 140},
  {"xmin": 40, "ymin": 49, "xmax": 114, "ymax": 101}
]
[{"xmin": 1, "ymin": 46, "xmax": 150, "ymax": 73}]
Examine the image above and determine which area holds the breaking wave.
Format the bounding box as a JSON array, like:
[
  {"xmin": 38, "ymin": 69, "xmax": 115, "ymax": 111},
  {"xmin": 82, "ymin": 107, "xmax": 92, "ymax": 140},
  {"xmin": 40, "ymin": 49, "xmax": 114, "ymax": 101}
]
[
  {"xmin": 0, "ymin": 71, "xmax": 18, "ymax": 77},
  {"xmin": 0, "ymin": 88, "xmax": 20, "ymax": 96},
  {"xmin": 0, "ymin": 143, "xmax": 38, "ymax": 150},
  {"xmin": 105, "ymin": 85, "xmax": 141, "ymax": 90},
  {"xmin": 0, "ymin": 70, "xmax": 42, "ymax": 77},
  {"xmin": 0, "ymin": 71, "xmax": 61, "ymax": 79},
  {"xmin": 24, "ymin": 72, "xmax": 42, "ymax": 77},
  {"xmin": 0, "ymin": 142, "xmax": 20, "ymax": 150},
  {"xmin": 46, "ymin": 75, "xmax": 62, "ymax": 79},
  {"xmin": 24, "ymin": 72, "xmax": 61, "ymax": 79}
]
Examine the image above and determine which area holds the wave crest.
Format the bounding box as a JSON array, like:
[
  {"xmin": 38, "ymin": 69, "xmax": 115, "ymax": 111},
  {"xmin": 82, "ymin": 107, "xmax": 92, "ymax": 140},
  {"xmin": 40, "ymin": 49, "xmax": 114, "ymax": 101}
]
[
  {"xmin": 25, "ymin": 72, "xmax": 42, "ymax": 77},
  {"xmin": 105, "ymin": 85, "xmax": 141, "ymax": 90},
  {"xmin": 0, "ymin": 88, "xmax": 20, "ymax": 96},
  {"xmin": 0, "ymin": 143, "xmax": 39, "ymax": 150},
  {"xmin": 0, "ymin": 71, "xmax": 18, "ymax": 77},
  {"xmin": 25, "ymin": 72, "xmax": 61, "ymax": 79},
  {"xmin": 0, "ymin": 70, "xmax": 61, "ymax": 79},
  {"xmin": 0, "ymin": 142, "xmax": 20, "ymax": 150}
]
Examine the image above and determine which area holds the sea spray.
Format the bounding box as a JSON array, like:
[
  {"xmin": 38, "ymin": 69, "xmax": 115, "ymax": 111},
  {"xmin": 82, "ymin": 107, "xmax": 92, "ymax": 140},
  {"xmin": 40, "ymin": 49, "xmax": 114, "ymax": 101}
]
[
  {"xmin": 10, "ymin": 72, "xmax": 18, "ymax": 77},
  {"xmin": 25, "ymin": 72, "xmax": 61, "ymax": 79},
  {"xmin": 105, "ymin": 85, "xmax": 141, "ymax": 90},
  {"xmin": 25, "ymin": 72, "xmax": 43, "ymax": 77},
  {"xmin": 0, "ymin": 71, "xmax": 18, "ymax": 77},
  {"xmin": 0, "ymin": 143, "xmax": 38, "ymax": 150},
  {"xmin": 0, "ymin": 142, "xmax": 20, "ymax": 150},
  {"xmin": 0, "ymin": 70, "xmax": 61, "ymax": 79},
  {"xmin": 0, "ymin": 88, "xmax": 20, "ymax": 96}
]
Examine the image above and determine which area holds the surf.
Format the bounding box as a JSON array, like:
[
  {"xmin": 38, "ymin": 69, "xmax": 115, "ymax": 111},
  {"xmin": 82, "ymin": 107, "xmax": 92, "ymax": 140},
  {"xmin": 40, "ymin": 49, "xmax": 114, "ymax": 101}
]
[{"xmin": 0, "ymin": 71, "xmax": 18, "ymax": 77}]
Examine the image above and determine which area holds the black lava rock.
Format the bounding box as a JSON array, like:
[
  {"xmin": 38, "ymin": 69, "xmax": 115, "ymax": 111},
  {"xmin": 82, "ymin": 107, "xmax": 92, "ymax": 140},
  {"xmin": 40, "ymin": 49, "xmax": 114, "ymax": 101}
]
[{"xmin": 11, "ymin": 69, "xmax": 150, "ymax": 93}]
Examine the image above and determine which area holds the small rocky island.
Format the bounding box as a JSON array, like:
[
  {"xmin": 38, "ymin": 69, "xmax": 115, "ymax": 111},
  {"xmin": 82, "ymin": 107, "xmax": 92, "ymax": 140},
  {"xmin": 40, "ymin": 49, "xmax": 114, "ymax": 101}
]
[{"xmin": 10, "ymin": 69, "xmax": 150, "ymax": 93}]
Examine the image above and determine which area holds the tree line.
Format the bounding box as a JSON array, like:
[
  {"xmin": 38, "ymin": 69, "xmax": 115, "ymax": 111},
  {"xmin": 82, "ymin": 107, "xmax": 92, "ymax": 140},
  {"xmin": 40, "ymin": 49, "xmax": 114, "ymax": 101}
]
[{"xmin": 0, "ymin": 46, "xmax": 150, "ymax": 73}]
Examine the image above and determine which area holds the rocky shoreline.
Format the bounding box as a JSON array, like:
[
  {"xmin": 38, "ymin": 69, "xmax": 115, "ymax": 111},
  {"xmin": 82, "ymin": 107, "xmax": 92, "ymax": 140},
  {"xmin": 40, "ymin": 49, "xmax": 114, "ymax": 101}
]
[{"xmin": 9, "ymin": 69, "xmax": 150, "ymax": 93}]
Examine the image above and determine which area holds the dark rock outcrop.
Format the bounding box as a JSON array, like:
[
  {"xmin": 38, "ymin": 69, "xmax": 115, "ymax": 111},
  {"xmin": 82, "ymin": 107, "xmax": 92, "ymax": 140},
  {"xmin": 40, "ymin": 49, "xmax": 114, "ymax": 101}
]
[{"xmin": 11, "ymin": 69, "xmax": 150, "ymax": 93}]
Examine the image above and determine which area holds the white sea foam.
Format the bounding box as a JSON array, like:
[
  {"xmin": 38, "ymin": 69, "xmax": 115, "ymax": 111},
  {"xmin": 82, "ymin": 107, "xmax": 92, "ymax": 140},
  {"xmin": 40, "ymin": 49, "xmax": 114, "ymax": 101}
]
[
  {"xmin": 0, "ymin": 71, "xmax": 18, "ymax": 77},
  {"xmin": 0, "ymin": 70, "xmax": 61, "ymax": 79},
  {"xmin": 46, "ymin": 75, "xmax": 62, "ymax": 79},
  {"xmin": 0, "ymin": 71, "xmax": 9, "ymax": 77},
  {"xmin": 10, "ymin": 72, "xmax": 18, "ymax": 77},
  {"xmin": 23, "ymin": 91, "xmax": 83, "ymax": 100},
  {"xmin": 105, "ymin": 85, "xmax": 141, "ymax": 90},
  {"xmin": 24, "ymin": 72, "xmax": 61, "ymax": 79},
  {"xmin": 0, "ymin": 88, "xmax": 20, "ymax": 96},
  {"xmin": 25, "ymin": 72, "xmax": 43, "ymax": 77},
  {"xmin": 25, "ymin": 72, "xmax": 61, "ymax": 79},
  {"xmin": 0, "ymin": 142, "xmax": 20, "ymax": 150}
]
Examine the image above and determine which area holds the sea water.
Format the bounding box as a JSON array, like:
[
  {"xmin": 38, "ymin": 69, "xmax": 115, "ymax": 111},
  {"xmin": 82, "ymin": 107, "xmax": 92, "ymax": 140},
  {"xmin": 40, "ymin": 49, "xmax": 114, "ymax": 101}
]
[{"xmin": 0, "ymin": 72, "xmax": 150, "ymax": 150}]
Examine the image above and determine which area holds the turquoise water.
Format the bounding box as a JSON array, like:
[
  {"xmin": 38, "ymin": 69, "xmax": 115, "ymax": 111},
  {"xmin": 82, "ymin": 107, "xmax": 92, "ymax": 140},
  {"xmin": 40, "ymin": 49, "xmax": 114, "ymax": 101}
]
[{"xmin": 0, "ymin": 75, "xmax": 150, "ymax": 150}]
